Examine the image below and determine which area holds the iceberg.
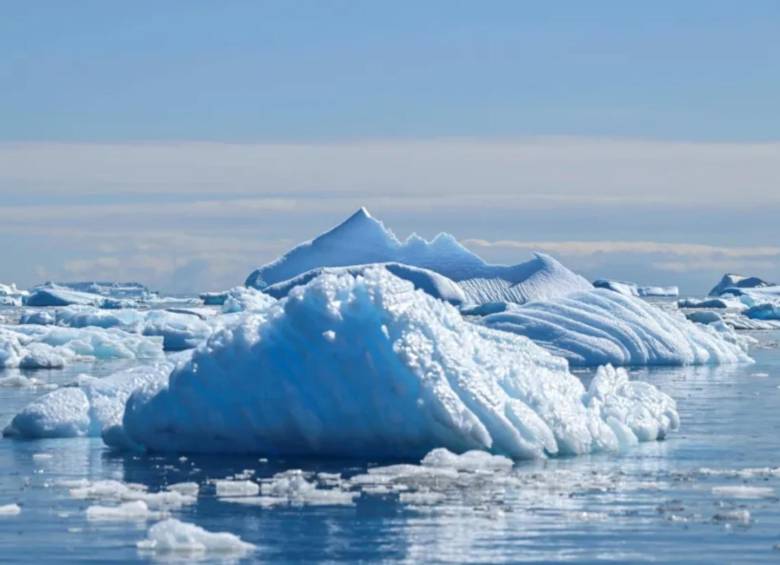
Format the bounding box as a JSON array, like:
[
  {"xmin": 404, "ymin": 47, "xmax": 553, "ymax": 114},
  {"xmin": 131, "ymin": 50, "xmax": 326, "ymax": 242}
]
[
  {"xmin": 199, "ymin": 292, "xmax": 228, "ymax": 306},
  {"xmin": 263, "ymin": 263, "xmax": 467, "ymax": 306},
  {"xmin": 112, "ymin": 267, "xmax": 677, "ymax": 459},
  {"xmin": 744, "ymin": 303, "xmax": 780, "ymax": 321},
  {"xmin": 26, "ymin": 284, "xmax": 137, "ymax": 309},
  {"xmin": 245, "ymin": 208, "xmax": 592, "ymax": 305},
  {"xmin": 480, "ymin": 289, "xmax": 751, "ymax": 367},
  {"xmin": 709, "ymin": 273, "xmax": 774, "ymax": 297},
  {"xmin": 137, "ymin": 518, "xmax": 255, "ymax": 557},
  {"xmin": 594, "ymin": 279, "xmax": 679, "ymax": 298},
  {"xmin": 3, "ymin": 362, "xmax": 173, "ymax": 438},
  {"xmin": 0, "ymin": 325, "xmax": 164, "ymax": 369}
]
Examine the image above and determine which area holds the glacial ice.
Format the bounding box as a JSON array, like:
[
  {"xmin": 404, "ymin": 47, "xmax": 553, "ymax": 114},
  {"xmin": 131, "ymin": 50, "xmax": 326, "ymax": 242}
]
[
  {"xmin": 0, "ymin": 504, "xmax": 21, "ymax": 516},
  {"xmin": 263, "ymin": 263, "xmax": 467, "ymax": 306},
  {"xmin": 594, "ymin": 279, "xmax": 679, "ymax": 298},
  {"xmin": 744, "ymin": 303, "xmax": 780, "ymax": 321},
  {"xmin": 0, "ymin": 325, "xmax": 164, "ymax": 369},
  {"xmin": 245, "ymin": 208, "xmax": 592, "ymax": 305},
  {"xmin": 3, "ymin": 362, "xmax": 173, "ymax": 438},
  {"xmin": 677, "ymin": 297, "xmax": 746, "ymax": 310},
  {"xmin": 480, "ymin": 289, "xmax": 751, "ymax": 367},
  {"xmin": 113, "ymin": 267, "xmax": 677, "ymax": 458},
  {"xmin": 42, "ymin": 281, "xmax": 156, "ymax": 301}
]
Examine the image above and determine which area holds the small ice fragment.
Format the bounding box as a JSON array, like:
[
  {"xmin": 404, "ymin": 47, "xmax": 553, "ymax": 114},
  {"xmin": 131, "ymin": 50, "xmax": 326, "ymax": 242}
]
[
  {"xmin": 86, "ymin": 500, "xmax": 162, "ymax": 521},
  {"xmin": 0, "ymin": 504, "xmax": 21, "ymax": 516},
  {"xmin": 213, "ymin": 480, "xmax": 259, "ymax": 497},
  {"xmin": 713, "ymin": 509, "xmax": 751, "ymax": 525},
  {"xmin": 167, "ymin": 482, "xmax": 199, "ymax": 496},
  {"xmin": 712, "ymin": 485, "xmax": 775, "ymax": 499}
]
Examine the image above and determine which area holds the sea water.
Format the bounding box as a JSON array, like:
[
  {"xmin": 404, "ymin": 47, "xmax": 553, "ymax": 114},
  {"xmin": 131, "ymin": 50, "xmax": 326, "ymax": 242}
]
[{"xmin": 0, "ymin": 333, "xmax": 779, "ymax": 563}]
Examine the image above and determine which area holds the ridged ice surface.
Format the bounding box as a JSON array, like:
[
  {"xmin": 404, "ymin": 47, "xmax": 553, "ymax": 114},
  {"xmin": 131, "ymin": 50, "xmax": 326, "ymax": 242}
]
[
  {"xmin": 114, "ymin": 267, "xmax": 677, "ymax": 458},
  {"xmin": 481, "ymin": 289, "xmax": 752, "ymax": 367}
]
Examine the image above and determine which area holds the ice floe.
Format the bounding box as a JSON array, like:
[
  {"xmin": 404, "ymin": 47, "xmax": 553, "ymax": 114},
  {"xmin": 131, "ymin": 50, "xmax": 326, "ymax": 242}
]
[
  {"xmin": 479, "ymin": 289, "xmax": 751, "ymax": 367},
  {"xmin": 86, "ymin": 500, "xmax": 164, "ymax": 522},
  {"xmin": 245, "ymin": 208, "xmax": 592, "ymax": 305},
  {"xmin": 114, "ymin": 267, "xmax": 677, "ymax": 458},
  {"xmin": 0, "ymin": 283, "xmax": 28, "ymax": 307},
  {"xmin": 26, "ymin": 284, "xmax": 138, "ymax": 309},
  {"xmin": 0, "ymin": 503, "xmax": 21, "ymax": 516},
  {"xmin": 594, "ymin": 279, "xmax": 679, "ymax": 298},
  {"xmin": 709, "ymin": 273, "xmax": 775, "ymax": 297}
]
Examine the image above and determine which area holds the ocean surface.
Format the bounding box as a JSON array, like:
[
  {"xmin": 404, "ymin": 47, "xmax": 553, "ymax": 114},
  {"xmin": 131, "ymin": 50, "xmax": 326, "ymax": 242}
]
[{"xmin": 1, "ymin": 328, "xmax": 779, "ymax": 563}]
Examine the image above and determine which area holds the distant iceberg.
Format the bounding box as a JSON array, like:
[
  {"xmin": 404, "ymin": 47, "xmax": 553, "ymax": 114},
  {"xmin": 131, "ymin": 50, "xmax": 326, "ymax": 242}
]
[
  {"xmin": 26, "ymin": 285, "xmax": 137, "ymax": 309},
  {"xmin": 110, "ymin": 267, "xmax": 677, "ymax": 459},
  {"xmin": 594, "ymin": 279, "xmax": 679, "ymax": 298},
  {"xmin": 245, "ymin": 208, "xmax": 592, "ymax": 305},
  {"xmin": 42, "ymin": 281, "xmax": 157, "ymax": 301},
  {"xmin": 480, "ymin": 289, "xmax": 751, "ymax": 367},
  {"xmin": 709, "ymin": 273, "xmax": 775, "ymax": 297}
]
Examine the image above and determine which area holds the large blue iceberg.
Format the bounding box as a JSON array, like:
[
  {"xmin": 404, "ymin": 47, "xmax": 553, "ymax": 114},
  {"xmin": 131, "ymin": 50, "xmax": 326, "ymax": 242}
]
[{"xmin": 108, "ymin": 267, "xmax": 678, "ymax": 458}]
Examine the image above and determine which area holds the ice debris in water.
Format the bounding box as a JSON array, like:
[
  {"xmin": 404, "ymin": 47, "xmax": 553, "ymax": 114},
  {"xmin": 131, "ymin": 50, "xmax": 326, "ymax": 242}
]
[
  {"xmin": 115, "ymin": 267, "xmax": 678, "ymax": 458},
  {"xmin": 245, "ymin": 207, "xmax": 592, "ymax": 305},
  {"xmin": 0, "ymin": 503, "xmax": 21, "ymax": 516},
  {"xmin": 594, "ymin": 279, "xmax": 678, "ymax": 298},
  {"xmin": 713, "ymin": 509, "xmax": 751, "ymax": 525},
  {"xmin": 137, "ymin": 518, "xmax": 255, "ymax": 556},
  {"xmin": 213, "ymin": 480, "xmax": 259, "ymax": 497},
  {"xmin": 711, "ymin": 486, "xmax": 775, "ymax": 499},
  {"xmin": 480, "ymin": 289, "xmax": 752, "ymax": 367},
  {"xmin": 67, "ymin": 479, "xmax": 197, "ymax": 509},
  {"xmin": 4, "ymin": 363, "xmax": 174, "ymax": 439},
  {"xmin": 86, "ymin": 500, "xmax": 165, "ymax": 522}
]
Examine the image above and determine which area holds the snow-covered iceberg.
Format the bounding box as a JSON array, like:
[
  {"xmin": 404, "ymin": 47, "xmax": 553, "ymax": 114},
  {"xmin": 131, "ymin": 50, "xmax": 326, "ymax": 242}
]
[
  {"xmin": 3, "ymin": 362, "xmax": 174, "ymax": 438},
  {"xmin": 480, "ymin": 289, "xmax": 751, "ymax": 367},
  {"xmin": 594, "ymin": 279, "xmax": 679, "ymax": 298},
  {"xmin": 110, "ymin": 267, "xmax": 677, "ymax": 459},
  {"xmin": 245, "ymin": 208, "xmax": 592, "ymax": 305},
  {"xmin": 263, "ymin": 263, "xmax": 466, "ymax": 306},
  {"xmin": 44, "ymin": 281, "xmax": 157, "ymax": 301},
  {"xmin": 709, "ymin": 274, "xmax": 775, "ymax": 297},
  {"xmin": 0, "ymin": 325, "xmax": 164, "ymax": 369}
]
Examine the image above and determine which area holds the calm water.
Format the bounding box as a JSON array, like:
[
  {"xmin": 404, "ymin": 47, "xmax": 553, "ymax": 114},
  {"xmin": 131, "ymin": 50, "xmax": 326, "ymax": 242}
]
[{"xmin": 1, "ymin": 333, "xmax": 779, "ymax": 563}]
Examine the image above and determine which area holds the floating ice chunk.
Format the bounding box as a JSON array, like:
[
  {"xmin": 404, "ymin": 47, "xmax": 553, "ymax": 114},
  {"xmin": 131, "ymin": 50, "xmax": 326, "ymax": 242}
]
[
  {"xmin": 245, "ymin": 207, "xmax": 591, "ymax": 305},
  {"xmin": 213, "ymin": 480, "xmax": 259, "ymax": 497},
  {"xmin": 0, "ymin": 325, "xmax": 163, "ymax": 369},
  {"xmin": 32, "ymin": 452, "xmax": 53, "ymax": 461},
  {"xmin": 116, "ymin": 267, "xmax": 677, "ymax": 459},
  {"xmin": 26, "ymin": 284, "xmax": 137, "ymax": 308},
  {"xmin": 141, "ymin": 310, "xmax": 213, "ymax": 351},
  {"xmin": 41, "ymin": 281, "xmax": 155, "ymax": 301},
  {"xmin": 256, "ymin": 470, "xmax": 358, "ymax": 506},
  {"xmin": 481, "ymin": 289, "xmax": 752, "ymax": 367},
  {"xmin": 69, "ymin": 479, "xmax": 196, "ymax": 509},
  {"xmin": 686, "ymin": 311, "xmax": 724, "ymax": 325},
  {"xmin": 137, "ymin": 518, "xmax": 255, "ymax": 556},
  {"xmin": 420, "ymin": 448, "xmax": 514, "ymax": 472},
  {"xmin": 0, "ymin": 374, "xmax": 52, "ymax": 388},
  {"xmin": 678, "ymin": 297, "xmax": 746, "ymax": 310},
  {"xmin": 698, "ymin": 467, "xmax": 780, "ymax": 479},
  {"xmin": 86, "ymin": 500, "xmax": 164, "ymax": 521},
  {"xmin": 264, "ymin": 263, "xmax": 467, "ymax": 306},
  {"xmin": 4, "ymin": 362, "xmax": 173, "ymax": 438},
  {"xmin": 167, "ymin": 482, "xmax": 199, "ymax": 496},
  {"xmin": 713, "ymin": 509, "xmax": 751, "ymax": 525},
  {"xmin": 711, "ymin": 486, "xmax": 775, "ymax": 499},
  {"xmin": 744, "ymin": 303, "xmax": 780, "ymax": 321},
  {"xmin": 594, "ymin": 279, "xmax": 678, "ymax": 298},
  {"xmin": 200, "ymin": 291, "xmax": 228, "ymax": 305},
  {"xmin": 0, "ymin": 503, "xmax": 21, "ymax": 516}
]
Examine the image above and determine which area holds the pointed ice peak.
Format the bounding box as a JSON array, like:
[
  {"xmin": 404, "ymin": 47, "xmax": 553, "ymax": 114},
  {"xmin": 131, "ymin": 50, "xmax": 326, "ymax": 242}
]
[{"xmin": 326, "ymin": 207, "xmax": 401, "ymax": 245}]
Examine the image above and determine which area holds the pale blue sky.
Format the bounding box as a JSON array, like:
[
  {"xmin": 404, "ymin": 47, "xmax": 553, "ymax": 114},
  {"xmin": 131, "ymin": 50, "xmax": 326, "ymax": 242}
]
[{"xmin": 1, "ymin": 2, "xmax": 778, "ymax": 293}]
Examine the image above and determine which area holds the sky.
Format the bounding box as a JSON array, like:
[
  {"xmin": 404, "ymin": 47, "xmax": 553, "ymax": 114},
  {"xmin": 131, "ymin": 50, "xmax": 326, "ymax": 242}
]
[{"xmin": 1, "ymin": 1, "xmax": 778, "ymax": 294}]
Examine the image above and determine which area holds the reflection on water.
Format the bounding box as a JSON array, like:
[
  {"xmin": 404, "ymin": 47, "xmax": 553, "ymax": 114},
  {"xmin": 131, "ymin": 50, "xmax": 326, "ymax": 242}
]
[{"xmin": 1, "ymin": 335, "xmax": 779, "ymax": 562}]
